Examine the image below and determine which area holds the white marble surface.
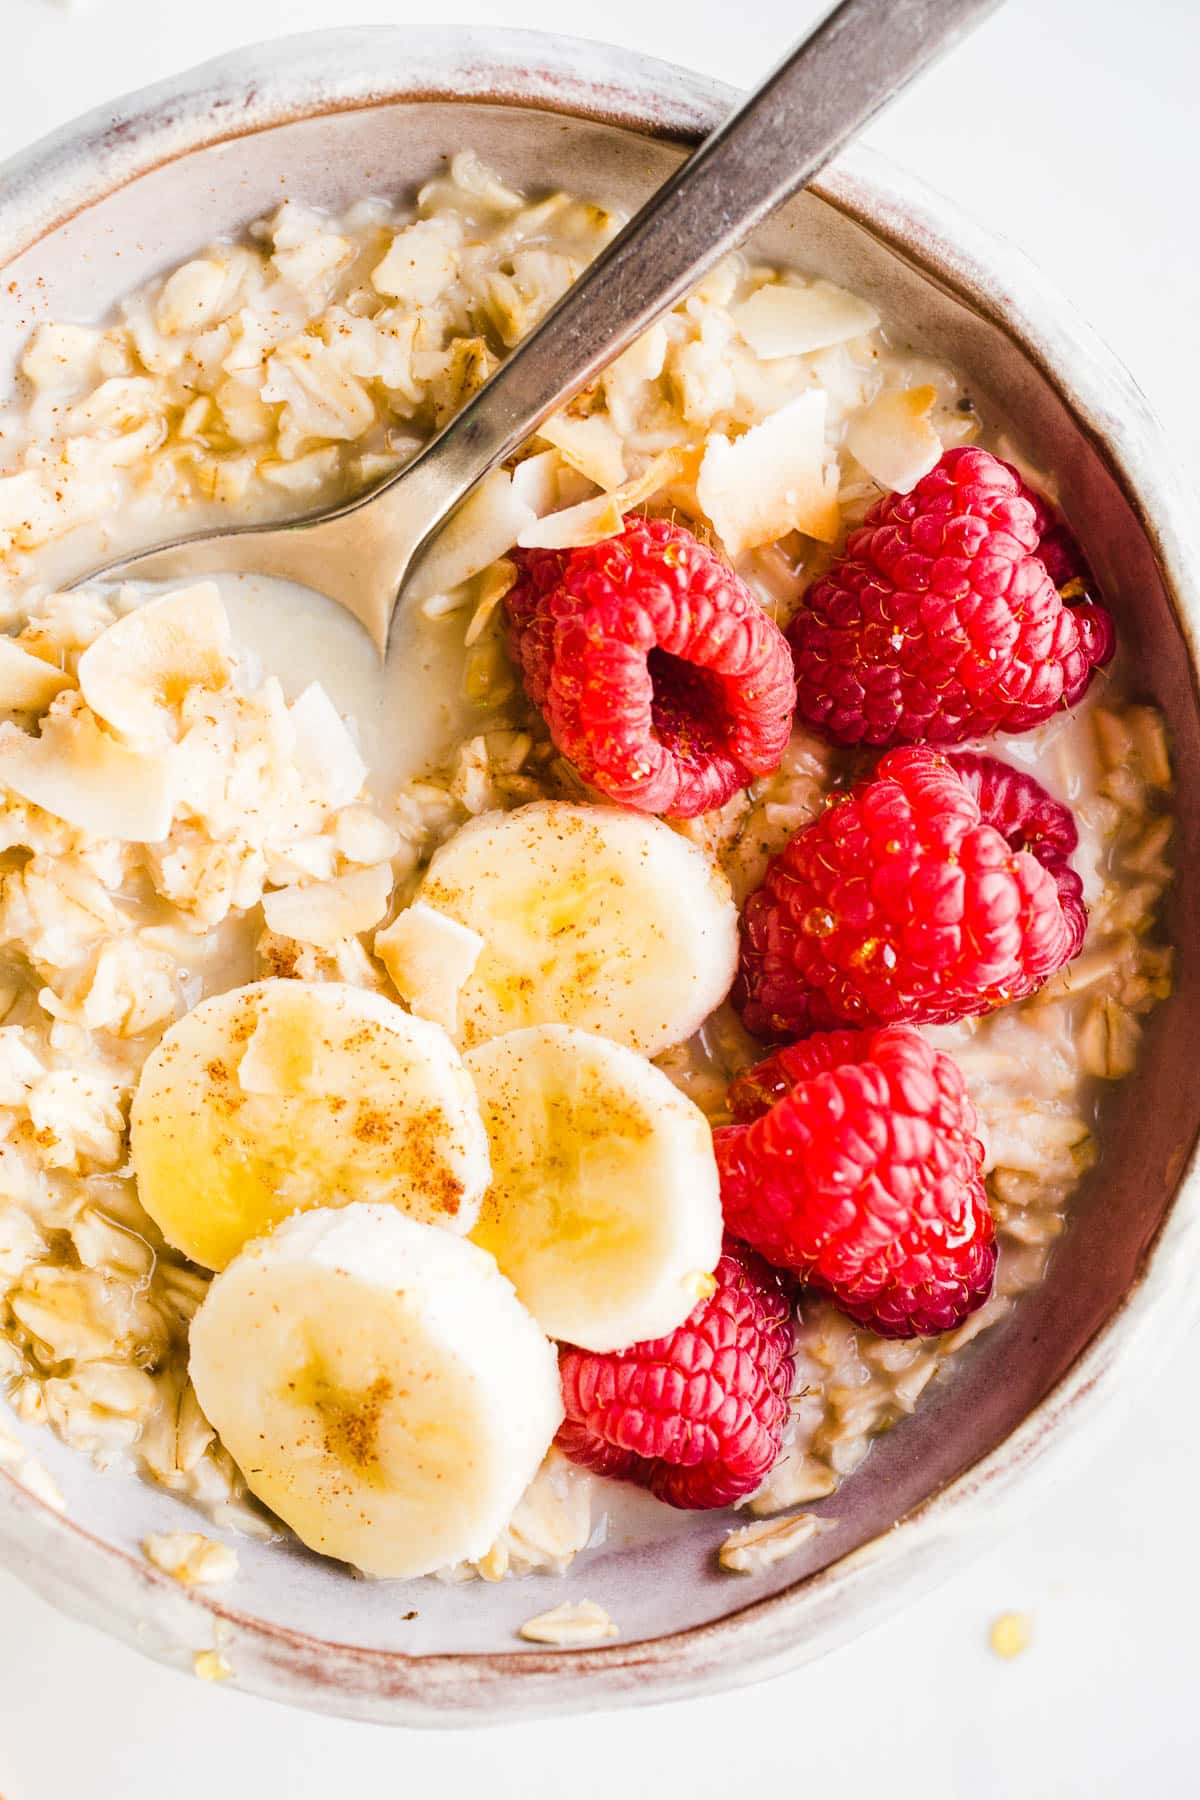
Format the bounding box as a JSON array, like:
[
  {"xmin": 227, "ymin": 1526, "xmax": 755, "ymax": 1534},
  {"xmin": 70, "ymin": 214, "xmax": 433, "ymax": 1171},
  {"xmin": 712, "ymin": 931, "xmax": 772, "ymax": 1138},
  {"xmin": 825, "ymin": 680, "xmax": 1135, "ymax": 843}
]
[{"xmin": 1, "ymin": 0, "xmax": 1197, "ymax": 1792}]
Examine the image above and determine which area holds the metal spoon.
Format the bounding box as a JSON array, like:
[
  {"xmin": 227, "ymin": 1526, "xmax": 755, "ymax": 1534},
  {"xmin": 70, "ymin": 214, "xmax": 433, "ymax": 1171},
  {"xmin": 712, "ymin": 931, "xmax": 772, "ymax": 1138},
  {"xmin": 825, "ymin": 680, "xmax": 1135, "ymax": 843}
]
[{"xmin": 75, "ymin": 0, "xmax": 998, "ymax": 651}]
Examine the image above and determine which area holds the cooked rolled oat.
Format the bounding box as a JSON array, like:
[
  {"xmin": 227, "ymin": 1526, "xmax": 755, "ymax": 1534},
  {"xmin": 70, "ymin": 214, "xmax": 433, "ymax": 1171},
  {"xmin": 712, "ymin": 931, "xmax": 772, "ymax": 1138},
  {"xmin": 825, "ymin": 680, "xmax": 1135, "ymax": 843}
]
[
  {"xmin": 518, "ymin": 1600, "xmax": 619, "ymax": 1647},
  {"xmin": 719, "ymin": 1510, "xmax": 823, "ymax": 1574},
  {"xmin": 192, "ymin": 1650, "xmax": 234, "ymax": 1683},
  {"xmin": 143, "ymin": 1531, "xmax": 238, "ymax": 1587}
]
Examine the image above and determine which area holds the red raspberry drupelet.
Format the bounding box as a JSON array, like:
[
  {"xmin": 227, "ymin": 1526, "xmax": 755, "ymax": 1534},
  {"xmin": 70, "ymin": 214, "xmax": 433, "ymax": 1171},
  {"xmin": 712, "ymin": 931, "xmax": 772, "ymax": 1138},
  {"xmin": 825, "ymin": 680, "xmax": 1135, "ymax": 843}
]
[
  {"xmin": 506, "ymin": 516, "xmax": 796, "ymax": 818},
  {"xmin": 945, "ymin": 750, "xmax": 1086, "ymax": 958},
  {"xmin": 1006, "ymin": 463, "xmax": 1096, "ymax": 594},
  {"xmin": 556, "ymin": 1238, "xmax": 795, "ymax": 1509},
  {"xmin": 736, "ymin": 747, "xmax": 1084, "ymax": 1040},
  {"xmin": 788, "ymin": 447, "xmax": 1115, "ymax": 747},
  {"xmin": 715, "ymin": 1026, "xmax": 994, "ymax": 1338}
]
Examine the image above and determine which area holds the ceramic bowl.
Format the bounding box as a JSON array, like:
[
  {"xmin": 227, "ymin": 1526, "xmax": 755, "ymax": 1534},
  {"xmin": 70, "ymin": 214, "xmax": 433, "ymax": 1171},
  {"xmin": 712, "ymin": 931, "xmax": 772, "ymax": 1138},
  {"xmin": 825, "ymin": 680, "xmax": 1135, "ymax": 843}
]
[{"xmin": 0, "ymin": 26, "xmax": 1197, "ymax": 1727}]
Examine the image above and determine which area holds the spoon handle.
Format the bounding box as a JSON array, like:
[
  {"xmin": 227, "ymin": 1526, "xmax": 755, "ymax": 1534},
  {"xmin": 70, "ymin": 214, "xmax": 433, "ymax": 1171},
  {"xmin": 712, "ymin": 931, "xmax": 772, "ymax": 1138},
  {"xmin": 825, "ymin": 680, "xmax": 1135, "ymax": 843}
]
[{"xmin": 399, "ymin": 0, "xmax": 998, "ymax": 524}]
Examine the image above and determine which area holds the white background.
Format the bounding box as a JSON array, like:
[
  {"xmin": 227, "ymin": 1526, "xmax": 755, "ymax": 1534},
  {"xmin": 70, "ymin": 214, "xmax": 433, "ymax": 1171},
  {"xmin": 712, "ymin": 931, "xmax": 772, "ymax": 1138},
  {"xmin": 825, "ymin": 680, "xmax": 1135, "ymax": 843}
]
[{"xmin": 0, "ymin": 0, "xmax": 1196, "ymax": 1793}]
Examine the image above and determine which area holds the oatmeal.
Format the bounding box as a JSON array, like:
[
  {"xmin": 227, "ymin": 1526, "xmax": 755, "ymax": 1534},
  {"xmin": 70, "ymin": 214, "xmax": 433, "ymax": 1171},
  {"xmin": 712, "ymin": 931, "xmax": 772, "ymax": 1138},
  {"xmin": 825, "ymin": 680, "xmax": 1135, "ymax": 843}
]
[{"xmin": 0, "ymin": 153, "xmax": 1172, "ymax": 1581}]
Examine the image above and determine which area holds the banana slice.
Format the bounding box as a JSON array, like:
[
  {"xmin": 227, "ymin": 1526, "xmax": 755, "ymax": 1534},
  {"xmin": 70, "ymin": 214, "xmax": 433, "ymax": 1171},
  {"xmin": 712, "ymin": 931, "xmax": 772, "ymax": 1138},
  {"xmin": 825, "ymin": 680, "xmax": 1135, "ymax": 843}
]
[
  {"xmin": 467, "ymin": 1025, "xmax": 722, "ymax": 1352},
  {"xmin": 416, "ymin": 800, "xmax": 739, "ymax": 1054},
  {"xmin": 189, "ymin": 1205, "xmax": 563, "ymax": 1578},
  {"xmin": 131, "ymin": 979, "xmax": 489, "ymax": 1270}
]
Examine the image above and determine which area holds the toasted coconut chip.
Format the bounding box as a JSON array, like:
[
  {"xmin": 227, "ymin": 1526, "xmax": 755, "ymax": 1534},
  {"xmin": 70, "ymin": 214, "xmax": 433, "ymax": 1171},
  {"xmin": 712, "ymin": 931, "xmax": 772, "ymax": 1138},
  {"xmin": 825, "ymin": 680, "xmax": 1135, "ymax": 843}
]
[
  {"xmin": 261, "ymin": 864, "xmax": 393, "ymax": 949},
  {"xmin": 732, "ymin": 280, "xmax": 880, "ymax": 358},
  {"xmin": 538, "ymin": 412, "xmax": 628, "ymax": 491},
  {"xmin": 288, "ymin": 682, "xmax": 367, "ymax": 809},
  {"xmin": 375, "ymin": 901, "xmax": 484, "ymax": 1035},
  {"xmin": 464, "ymin": 560, "xmax": 518, "ymax": 649},
  {"xmin": 0, "ymin": 638, "xmax": 75, "ymax": 713},
  {"xmin": 845, "ymin": 385, "xmax": 943, "ymax": 493},
  {"xmin": 556, "ymin": 463, "xmax": 600, "ymax": 509},
  {"xmin": 698, "ymin": 392, "xmax": 840, "ymax": 555},
  {"xmin": 515, "ymin": 496, "xmax": 619, "ymax": 553},
  {"xmin": 77, "ymin": 583, "xmax": 233, "ymax": 745},
  {"xmin": 408, "ymin": 468, "xmax": 535, "ymax": 604},
  {"xmin": 0, "ymin": 696, "xmax": 175, "ymax": 841},
  {"xmin": 510, "ymin": 449, "xmax": 567, "ymax": 515},
  {"xmin": 517, "ymin": 450, "xmax": 686, "ymax": 552}
]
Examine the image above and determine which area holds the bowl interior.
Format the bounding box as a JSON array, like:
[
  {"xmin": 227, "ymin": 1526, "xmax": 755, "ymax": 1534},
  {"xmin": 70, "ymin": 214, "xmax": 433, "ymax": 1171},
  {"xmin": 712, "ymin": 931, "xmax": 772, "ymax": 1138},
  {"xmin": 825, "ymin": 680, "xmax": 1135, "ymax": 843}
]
[{"xmin": 0, "ymin": 75, "xmax": 1197, "ymax": 1715}]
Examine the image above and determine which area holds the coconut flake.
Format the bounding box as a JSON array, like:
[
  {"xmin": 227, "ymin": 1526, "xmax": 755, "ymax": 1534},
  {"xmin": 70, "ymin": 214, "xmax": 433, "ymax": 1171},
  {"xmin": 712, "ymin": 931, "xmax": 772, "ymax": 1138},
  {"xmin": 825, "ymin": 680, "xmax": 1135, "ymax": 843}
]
[
  {"xmin": 77, "ymin": 584, "xmax": 233, "ymax": 746},
  {"xmin": 261, "ymin": 864, "xmax": 393, "ymax": 949},
  {"xmin": 538, "ymin": 412, "xmax": 627, "ymax": 491},
  {"xmin": 509, "ymin": 449, "xmax": 568, "ymax": 515},
  {"xmin": 845, "ymin": 385, "xmax": 943, "ymax": 493},
  {"xmin": 607, "ymin": 321, "xmax": 668, "ymax": 388},
  {"xmin": 375, "ymin": 902, "xmax": 484, "ymax": 1035},
  {"xmin": 556, "ymin": 463, "xmax": 599, "ymax": 509},
  {"xmin": 0, "ymin": 639, "xmax": 75, "ymax": 714},
  {"xmin": 732, "ymin": 280, "xmax": 880, "ymax": 358},
  {"xmin": 288, "ymin": 683, "xmax": 367, "ymax": 809},
  {"xmin": 697, "ymin": 392, "xmax": 840, "ymax": 555},
  {"xmin": 408, "ymin": 468, "xmax": 535, "ymax": 604},
  {"xmin": 0, "ymin": 695, "xmax": 175, "ymax": 842},
  {"xmin": 517, "ymin": 450, "xmax": 686, "ymax": 552},
  {"xmin": 464, "ymin": 560, "xmax": 517, "ymax": 649}
]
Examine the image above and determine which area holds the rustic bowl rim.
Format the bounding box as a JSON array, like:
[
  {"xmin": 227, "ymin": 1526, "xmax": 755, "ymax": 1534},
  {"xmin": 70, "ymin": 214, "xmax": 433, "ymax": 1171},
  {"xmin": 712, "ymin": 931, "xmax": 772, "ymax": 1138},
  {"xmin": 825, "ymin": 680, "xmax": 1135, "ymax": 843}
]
[{"xmin": 0, "ymin": 24, "xmax": 1197, "ymax": 1726}]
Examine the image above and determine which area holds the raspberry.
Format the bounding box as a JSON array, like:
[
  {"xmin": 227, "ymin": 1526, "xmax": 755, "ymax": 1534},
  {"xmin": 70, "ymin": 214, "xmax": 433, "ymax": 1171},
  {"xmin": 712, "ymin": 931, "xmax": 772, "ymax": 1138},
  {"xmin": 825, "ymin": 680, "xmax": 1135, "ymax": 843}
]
[
  {"xmin": 506, "ymin": 516, "xmax": 795, "ymax": 818},
  {"xmin": 556, "ymin": 1238, "xmax": 795, "ymax": 1509},
  {"xmin": 788, "ymin": 447, "xmax": 1115, "ymax": 747},
  {"xmin": 945, "ymin": 751, "xmax": 1086, "ymax": 958},
  {"xmin": 715, "ymin": 1026, "xmax": 995, "ymax": 1338},
  {"xmin": 1006, "ymin": 465, "xmax": 1096, "ymax": 595},
  {"xmin": 736, "ymin": 746, "xmax": 1083, "ymax": 1039}
]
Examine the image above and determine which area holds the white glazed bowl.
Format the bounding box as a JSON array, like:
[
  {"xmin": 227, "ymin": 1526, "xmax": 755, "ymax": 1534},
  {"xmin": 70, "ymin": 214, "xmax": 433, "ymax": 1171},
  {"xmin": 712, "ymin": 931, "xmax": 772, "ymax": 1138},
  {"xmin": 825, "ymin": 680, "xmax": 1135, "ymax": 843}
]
[{"xmin": 0, "ymin": 26, "xmax": 1197, "ymax": 1726}]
